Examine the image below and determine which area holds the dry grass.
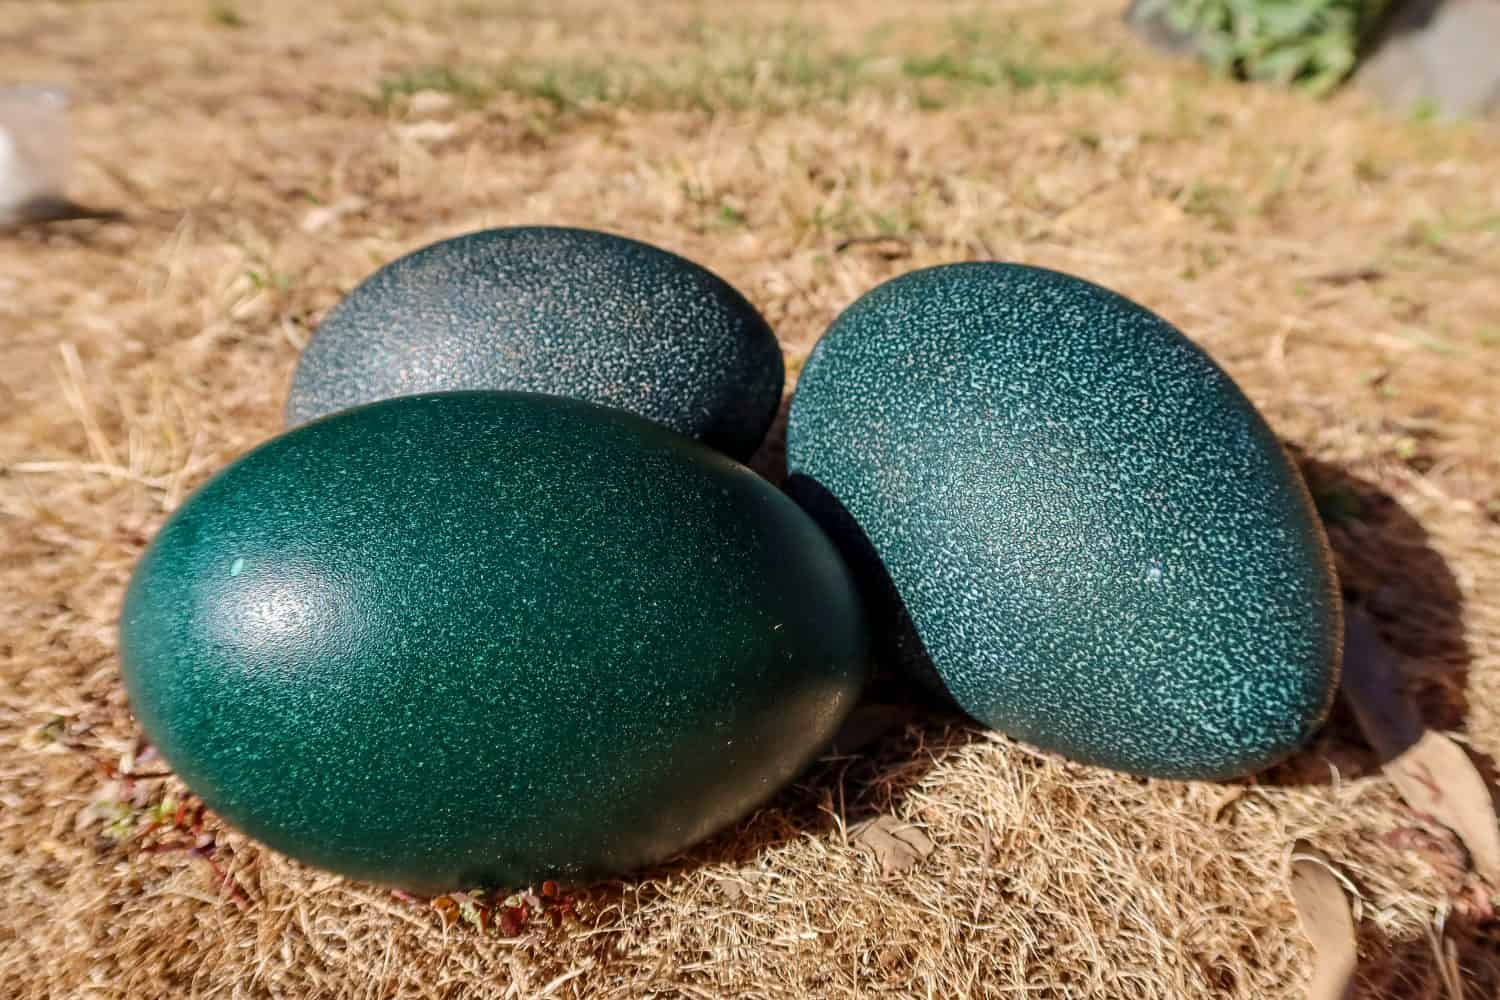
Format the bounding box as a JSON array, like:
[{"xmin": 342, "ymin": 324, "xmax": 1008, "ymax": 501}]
[{"xmin": 3, "ymin": 0, "xmax": 1499, "ymax": 996}]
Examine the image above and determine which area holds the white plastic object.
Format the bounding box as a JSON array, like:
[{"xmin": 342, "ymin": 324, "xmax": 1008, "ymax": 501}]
[{"xmin": 0, "ymin": 84, "xmax": 76, "ymax": 224}]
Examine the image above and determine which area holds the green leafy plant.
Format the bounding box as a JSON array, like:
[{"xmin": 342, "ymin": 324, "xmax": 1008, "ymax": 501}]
[{"xmin": 1146, "ymin": 0, "xmax": 1391, "ymax": 94}]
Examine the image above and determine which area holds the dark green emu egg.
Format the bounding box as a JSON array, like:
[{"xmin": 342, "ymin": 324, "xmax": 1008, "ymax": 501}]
[
  {"xmin": 120, "ymin": 392, "xmax": 867, "ymax": 891},
  {"xmin": 785, "ymin": 263, "xmax": 1341, "ymax": 780},
  {"xmin": 284, "ymin": 226, "xmax": 784, "ymax": 462}
]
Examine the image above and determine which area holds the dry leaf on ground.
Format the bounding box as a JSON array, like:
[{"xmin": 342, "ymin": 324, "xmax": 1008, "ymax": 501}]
[
  {"xmin": 1386, "ymin": 733, "xmax": 1500, "ymax": 888},
  {"xmin": 1289, "ymin": 841, "xmax": 1357, "ymax": 1000},
  {"xmin": 850, "ymin": 815, "xmax": 934, "ymax": 876},
  {"xmin": 1342, "ymin": 608, "xmax": 1500, "ymax": 887}
]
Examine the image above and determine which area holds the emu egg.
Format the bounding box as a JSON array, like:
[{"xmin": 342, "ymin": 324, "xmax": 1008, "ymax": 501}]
[
  {"xmin": 120, "ymin": 392, "xmax": 868, "ymax": 890},
  {"xmin": 785, "ymin": 263, "xmax": 1340, "ymax": 779},
  {"xmin": 285, "ymin": 226, "xmax": 784, "ymax": 461}
]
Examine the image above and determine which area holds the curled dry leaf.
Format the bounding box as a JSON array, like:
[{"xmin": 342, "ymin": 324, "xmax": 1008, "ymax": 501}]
[
  {"xmin": 1288, "ymin": 841, "xmax": 1357, "ymax": 1000},
  {"xmin": 851, "ymin": 815, "xmax": 934, "ymax": 877},
  {"xmin": 1387, "ymin": 731, "xmax": 1500, "ymax": 888},
  {"xmin": 430, "ymin": 894, "xmax": 459, "ymax": 928},
  {"xmin": 1341, "ymin": 606, "xmax": 1500, "ymax": 887}
]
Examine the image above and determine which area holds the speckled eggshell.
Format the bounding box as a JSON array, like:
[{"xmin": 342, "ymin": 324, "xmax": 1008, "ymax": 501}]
[
  {"xmin": 120, "ymin": 392, "xmax": 868, "ymax": 891},
  {"xmin": 785, "ymin": 263, "xmax": 1341, "ymax": 780},
  {"xmin": 285, "ymin": 226, "xmax": 784, "ymax": 462}
]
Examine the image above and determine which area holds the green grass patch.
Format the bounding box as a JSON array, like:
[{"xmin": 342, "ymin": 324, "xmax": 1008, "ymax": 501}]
[
  {"xmin": 1180, "ymin": 181, "xmax": 1240, "ymax": 231},
  {"xmin": 377, "ymin": 65, "xmax": 495, "ymax": 109},
  {"xmin": 901, "ymin": 52, "xmax": 1119, "ymax": 91},
  {"xmin": 377, "ymin": 16, "xmax": 1124, "ymax": 116},
  {"xmin": 246, "ymin": 267, "xmax": 294, "ymax": 292},
  {"xmin": 208, "ymin": 1, "xmax": 247, "ymax": 28}
]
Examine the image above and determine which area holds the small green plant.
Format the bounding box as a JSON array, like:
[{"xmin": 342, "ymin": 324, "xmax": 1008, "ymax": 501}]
[
  {"xmin": 374, "ymin": 17, "xmax": 1122, "ymax": 118},
  {"xmin": 1181, "ymin": 181, "xmax": 1239, "ymax": 230},
  {"xmin": 377, "ymin": 65, "xmax": 492, "ymax": 108},
  {"xmin": 1407, "ymin": 97, "xmax": 1441, "ymax": 122},
  {"xmin": 1145, "ymin": 0, "xmax": 1390, "ymax": 93},
  {"xmin": 900, "ymin": 18, "xmax": 1121, "ymax": 94},
  {"xmin": 246, "ymin": 267, "xmax": 293, "ymax": 292},
  {"xmin": 208, "ymin": 1, "xmax": 247, "ymax": 28}
]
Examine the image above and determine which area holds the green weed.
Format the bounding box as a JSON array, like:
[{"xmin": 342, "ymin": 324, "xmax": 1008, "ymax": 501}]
[
  {"xmin": 208, "ymin": 2, "xmax": 247, "ymax": 28},
  {"xmin": 377, "ymin": 65, "xmax": 493, "ymax": 108},
  {"xmin": 376, "ymin": 16, "xmax": 1124, "ymax": 117}
]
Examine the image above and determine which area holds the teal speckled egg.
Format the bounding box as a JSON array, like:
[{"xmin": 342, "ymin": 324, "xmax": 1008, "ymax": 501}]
[
  {"xmin": 785, "ymin": 263, "xmax": 1341, "ymax": 780},
  {"xmin": 285, "ymin": 226, "xmax": 784, "ymax": 462},
  {"xmin": 120, "ymin": 392, "xmax": 868, "ymax": 891}
]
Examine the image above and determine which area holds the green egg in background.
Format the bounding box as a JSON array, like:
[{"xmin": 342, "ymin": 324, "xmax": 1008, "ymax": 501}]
[
  {"xmin": 120, "ymin": 392, "xmax": 869, "ymax": 891},
  {"xmin": 786, "ymin": 263, "xmax": 1341, "ymax": 780}
]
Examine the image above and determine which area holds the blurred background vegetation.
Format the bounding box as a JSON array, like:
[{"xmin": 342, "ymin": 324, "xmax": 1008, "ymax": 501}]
[{"xmin": 1138, "ymin": 0, "xmax": 1392, "ymax": 93}]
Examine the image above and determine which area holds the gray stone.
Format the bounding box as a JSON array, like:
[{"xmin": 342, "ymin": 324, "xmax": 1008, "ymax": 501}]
[
  {"xmin": 1356, "ymin": 0, "xmax": 1500, "ymax": 118},
  {"xmin": 1123, "ymin": 0, "xmax": 1201, "ymax": 56}
]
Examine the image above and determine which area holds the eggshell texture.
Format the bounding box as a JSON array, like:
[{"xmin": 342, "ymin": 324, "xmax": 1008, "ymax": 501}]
[
  {"xmin": 786, "ymin": 263, "xmax": 1341, "ymax": 779},
  {"xmin": 121, "ymin": 392, "xmax": 867, "ymax": 891},
  {"xmin": 285, "ymin": 226, "xmax": 784, "ymax": 461}
]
